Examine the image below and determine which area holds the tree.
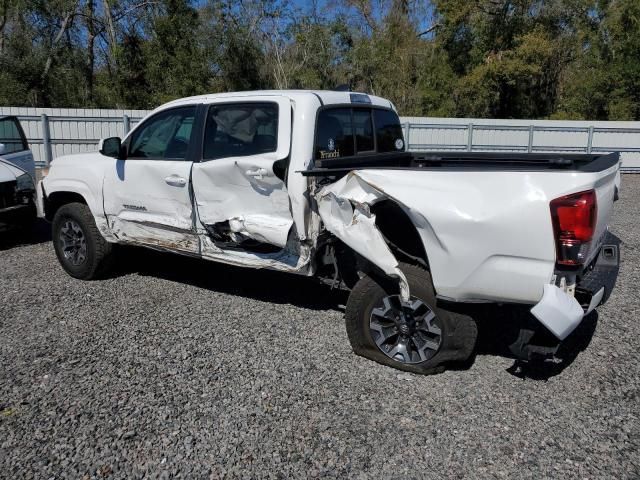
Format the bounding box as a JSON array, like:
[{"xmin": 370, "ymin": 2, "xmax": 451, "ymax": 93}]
[{"xmin": 0, "ymin": 0, "xmax": 638, "ymax": 120}]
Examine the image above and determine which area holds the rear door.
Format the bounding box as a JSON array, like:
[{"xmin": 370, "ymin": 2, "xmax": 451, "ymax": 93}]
[
  {"xmin": 191, "ymin": 97, "xmax": 294, "ymax": 250},
  {"xmin": 102, "ymin": 105, "xmax": 199, "ymax": 253},
  {"xmin": 0, "ymin": 117, "xmax": 35, "ymax": 179}
]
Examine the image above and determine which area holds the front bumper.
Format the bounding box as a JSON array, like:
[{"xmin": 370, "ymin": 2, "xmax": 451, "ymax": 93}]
[
  {"xmin": 531, "ymin": 239, "xmax": 620, "ymax": 340},
  {"xmin": 0, "ymin": 203, "xmax": 36, "ymax": 229}
]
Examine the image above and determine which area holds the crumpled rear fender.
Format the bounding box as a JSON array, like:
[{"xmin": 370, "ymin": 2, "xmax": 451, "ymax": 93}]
[{"xmin": 315, "ymin": 172, "xmax": 410, "ymax": 300}]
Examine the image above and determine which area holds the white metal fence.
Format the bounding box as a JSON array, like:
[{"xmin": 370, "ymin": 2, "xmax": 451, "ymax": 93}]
[
  {"xmin": 0, "ymin": 107, "xmax": 147, "ymax": 167},
  {"xmin": 402, "ymin": 116, "xmax": 640, "ymax": 172},
  {"xmin": 2, "ymin": 107, "xmax": 639, "ymax": 172}
]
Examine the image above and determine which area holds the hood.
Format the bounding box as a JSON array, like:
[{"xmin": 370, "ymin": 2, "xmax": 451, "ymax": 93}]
[
  {"xmin": 50, "ymin": 151, "xmax": 103, "ymax": 166},
  {"xmin": 0, "ymin": 159, "xmax": 25, "ymax": 182}
]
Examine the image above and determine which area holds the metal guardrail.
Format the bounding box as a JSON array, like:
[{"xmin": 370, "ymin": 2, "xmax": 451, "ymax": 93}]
[
  {"xmin": 403, "ymin": 122, "xmax": 640, "ymax": 156},
  {"xmin": 14, "ymin": 113, "xmax": 640, "ymax": 172},
  {"xmin": 402, "ymin": 122, "xmax": 640, "ymax": 172}
]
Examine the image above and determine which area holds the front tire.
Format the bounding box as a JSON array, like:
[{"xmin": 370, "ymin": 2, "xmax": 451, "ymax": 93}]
[
  {"xmin": 345, "ymin": 263, "xmax": 477, "ymax": 375},
  {"xmin": 52, "ymin": 202, "xmax": 115, "ymax": 280}
]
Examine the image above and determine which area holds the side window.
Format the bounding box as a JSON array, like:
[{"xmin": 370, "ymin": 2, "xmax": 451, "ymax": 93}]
[
  {"xmin": 203, "ymin": 103, "xmax": 278, "ymax": 160},
  {"xmin": 374, "ymin": 109, "xmax": 405, "ymax": 152},
  {"xmin": 0, "ymin": 118, "xmax": 27, "ymax": 154},
  {"xmin": 128, "ymin": 106, "xmax": 196, "ymax": 160}
]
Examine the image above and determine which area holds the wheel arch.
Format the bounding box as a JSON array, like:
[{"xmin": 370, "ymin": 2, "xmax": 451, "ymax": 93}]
[
  {"xmin": 370, "ymin": 199, "xmax": 430, "ymax": 270},
  {"xmin": 44, "ymin": 190, "xmax": 88, "ymax": 221},
  {"xmin": 321, "ymin": 198, "xmax": 433, "ymax": 291}
]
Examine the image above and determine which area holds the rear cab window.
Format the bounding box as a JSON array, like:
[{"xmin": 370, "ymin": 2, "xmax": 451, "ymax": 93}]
[{"xmin": 314, "ymin": 107, "xmax": 404, "ymax": 161}]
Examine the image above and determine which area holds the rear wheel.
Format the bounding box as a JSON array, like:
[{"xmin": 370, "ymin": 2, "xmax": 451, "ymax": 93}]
[
  {"xmin": 52, "ymin": 202, "xmax": 115, "ymax": 279},
  {"xmin": 345, "ymin": 263, "xmax": 477, "ymax": 374}
]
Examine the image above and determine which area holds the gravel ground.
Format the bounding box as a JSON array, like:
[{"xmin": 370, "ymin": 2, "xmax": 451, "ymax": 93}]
[{"xmin": 1, "ymin": 178, "xmax": 639, "ymax": 479}]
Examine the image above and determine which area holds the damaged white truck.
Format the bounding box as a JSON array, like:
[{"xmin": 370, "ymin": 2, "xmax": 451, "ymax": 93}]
[{"xmin": 37, "ymin": 90, "xmax": 621, "ymax": 374}]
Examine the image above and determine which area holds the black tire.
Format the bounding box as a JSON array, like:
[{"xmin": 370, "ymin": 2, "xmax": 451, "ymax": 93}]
[
  {"xmin": 345, "ymin": 262, "xmax": 477, "ymax": 375},
  {"xmin": 52, "ymin": 202, "xmax": 115, "ymax": 280}
]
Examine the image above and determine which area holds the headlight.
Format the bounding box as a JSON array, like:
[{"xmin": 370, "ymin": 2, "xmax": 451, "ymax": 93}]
[{"xmin": 15, "ymin": 172, "xmax": 34, "ymax": 192}]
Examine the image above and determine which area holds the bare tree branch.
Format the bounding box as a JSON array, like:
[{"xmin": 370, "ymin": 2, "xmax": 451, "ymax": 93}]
[
  {"xmin": 41, "ymin": 6, "xmax": 78, "ymax": 82},
  {"xmin": 417, "ymin": 22, "xmax": 440, "ymax": 37}
]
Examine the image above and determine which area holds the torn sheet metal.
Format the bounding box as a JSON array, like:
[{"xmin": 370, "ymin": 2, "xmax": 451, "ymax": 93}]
[
  {"xmin": 227, "ymin": 214, "xmax": 292, "ymax": 248},
  {"xmin": 199, "ymin": 234, "xmax": 312, "ymax": 274},
  {"xmin": 316, "ymin": 173, "xmax": 410, "ymax": 301}
]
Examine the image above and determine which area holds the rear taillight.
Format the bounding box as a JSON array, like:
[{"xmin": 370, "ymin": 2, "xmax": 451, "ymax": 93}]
[{"xmin": 550, "ymin": 190, "xmax": 597, "ymax": 267}]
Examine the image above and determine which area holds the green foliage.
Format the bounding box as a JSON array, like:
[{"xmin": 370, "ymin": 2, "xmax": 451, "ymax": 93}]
[{"xmin": 0, "ymin": 0, "xmax": 639, "ymax": 119}]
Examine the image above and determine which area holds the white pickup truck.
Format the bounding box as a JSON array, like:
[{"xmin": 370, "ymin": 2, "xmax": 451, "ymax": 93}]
[{"xmin": 37, "ymin": 90, "xmax": 621, "ymax": 374}]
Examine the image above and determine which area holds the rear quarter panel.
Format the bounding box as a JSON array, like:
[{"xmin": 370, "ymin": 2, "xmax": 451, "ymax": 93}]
[{"xmin": 356, "ymin": 164, "xmax": 619, "ymax": 304}]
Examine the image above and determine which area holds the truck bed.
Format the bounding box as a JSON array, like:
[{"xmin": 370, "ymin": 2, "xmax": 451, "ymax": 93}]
[{"xmin": 302, "ymin": 151, "xmax": 620, "ymax": 176}]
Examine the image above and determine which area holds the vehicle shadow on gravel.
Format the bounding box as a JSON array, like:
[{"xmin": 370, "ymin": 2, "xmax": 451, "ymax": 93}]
[
  {"xmin": 110, "ymin": 243, "xmax": 609, "ymax": 377},
  {"xmin": 113, "ymin": 246, "xmax": 349, "ymax": 311},
  {"xmin": 0, "ymin": 219, "xmax": 51, "ymax": 251},
  {"xmin": 468, "ymin": 305, "xmax": 599, "ymax": 380}
]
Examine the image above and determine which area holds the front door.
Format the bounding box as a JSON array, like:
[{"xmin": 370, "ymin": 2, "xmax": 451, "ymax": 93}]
[
  {"xmin": 103, "ymin": 105, "xmax": 198, "ymax": 254},
  {"xmin": 191, "ymin": 97, "xmax": 294, "ymax": 252}
]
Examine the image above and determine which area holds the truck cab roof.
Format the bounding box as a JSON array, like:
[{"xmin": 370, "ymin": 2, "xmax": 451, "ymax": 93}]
[{"xmin": 158, "ymin": 90, "xmax": 396, "ymax": 112}]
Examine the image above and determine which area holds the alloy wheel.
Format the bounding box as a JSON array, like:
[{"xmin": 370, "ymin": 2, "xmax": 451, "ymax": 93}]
[
  {"xmin": 59, "ymin": 219, "xmax": 87, "ymax": 266},
  {"xmin": 369, "ymin": 295, "xmax": 442, "ymax": 364}
]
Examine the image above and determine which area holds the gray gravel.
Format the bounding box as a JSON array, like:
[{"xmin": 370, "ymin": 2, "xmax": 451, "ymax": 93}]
[{"xmin": 1, "ymin": 178, "xmax": 639, "ymax": 479}]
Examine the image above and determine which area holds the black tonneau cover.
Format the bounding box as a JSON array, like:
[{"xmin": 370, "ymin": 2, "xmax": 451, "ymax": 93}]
[{"xmin": 301, "ymin": 151, "xmax": 620, "ymax": 177}]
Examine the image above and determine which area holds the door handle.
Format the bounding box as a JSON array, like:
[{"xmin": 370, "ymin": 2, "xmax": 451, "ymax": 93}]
[
  {"xmin": 165, "ymin": 175, "xmax": 187, "ymax": 187},
  {"xmin": 245, "ymin": 168, "xmax": 270, "ymax": 178}
]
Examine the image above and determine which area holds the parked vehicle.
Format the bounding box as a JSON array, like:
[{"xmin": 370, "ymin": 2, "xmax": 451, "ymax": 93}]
[
  {"xmin": 0, "ymin": 116, "xmax": 36, "ymax": 230},
  {"xmin": 0, "ymin": 116, "xmax": 36, "ymax": 179},
  {"xmin": 36, "ymin": 90, "xmax": 620, "ymax": 374}
]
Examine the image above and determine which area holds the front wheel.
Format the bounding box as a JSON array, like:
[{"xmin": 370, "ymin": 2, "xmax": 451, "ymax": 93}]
[
  {"xmin": 345, "ymin": 263, "xmax": 477, "ymax": 375},
  {"xmin": 52, "ymin": 202, "xmax": 115, "ymax": 280}
]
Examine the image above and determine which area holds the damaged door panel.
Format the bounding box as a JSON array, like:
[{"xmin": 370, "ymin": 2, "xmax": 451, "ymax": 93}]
[
  {"xmin": 103, "ymin": 158, "xmax": 197, "ymax": 253},
  {"xmin": 102, "ymin": 105, "xmax": 198, "ymax": 253},
  {"xmin": 205, "ymin": 213, "xmax": 295, "ymax": 252},
  {"xmin": 198, "ymin": 233, "xmax": 312, "ymax": 273},
  {"xmin": 316, "ymin": 172, "xmax": 410, "ymax": 301},
  {"xmin": 192, "ymin": 97, "xmax": 296, "ymax": 255},
  {"xmin": 110, "ymin": 217, "xmax": 199, "ymax": 253}
]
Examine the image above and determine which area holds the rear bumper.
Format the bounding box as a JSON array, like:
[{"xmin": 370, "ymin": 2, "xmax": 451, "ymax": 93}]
[
  {"xmin": 531, "ymin": 238, "xmax": 620, "ymax": 340},
  {"xmin": 575, "ymin": 242, "xmax": 619, "ymax": 309}
]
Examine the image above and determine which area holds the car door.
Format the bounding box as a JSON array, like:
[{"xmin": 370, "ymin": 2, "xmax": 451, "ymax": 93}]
[
  {"xmin": 0, "ymin": 117, "xmax": 36, "ymax": 180},
  {"xmin": 102, "ymin": 105, "xmax": 199, "ymax": 254},
  {"xmin": 191, "ymin": 97, "xmax": 294, "ymax": 251}
]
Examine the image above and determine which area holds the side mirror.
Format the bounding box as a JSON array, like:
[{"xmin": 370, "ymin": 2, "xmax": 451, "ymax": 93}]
[
  {"xmin": 0, "ymin": 143, "xmax": 6, "ymax": 155},
  {"xmin": 99, "ymin": 137, "xmax": 126, "ymax": 159}
]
